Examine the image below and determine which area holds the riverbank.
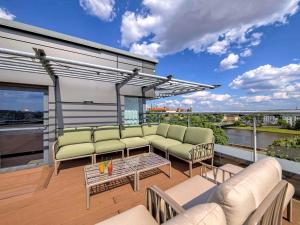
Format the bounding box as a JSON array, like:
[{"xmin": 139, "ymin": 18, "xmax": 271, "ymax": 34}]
[{"xmin": 227, "ymin": 126, "xmax": 300, "ymax": 135}]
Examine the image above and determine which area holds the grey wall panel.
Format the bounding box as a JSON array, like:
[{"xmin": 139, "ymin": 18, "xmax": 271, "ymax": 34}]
[
  {"xmin": 58, "ymin": 77, "xmax": 117, "ymax": 103},
  {"xmin": 0, "ymin": 69, "xmax": 53, "ymax": 86},
  {"xmin": 62, "ymin": 117, "xmax": 117, "ymax": 124},
  {"xmin": 61, "ymin": 111, "xmax": 117, "ymax": 117}
]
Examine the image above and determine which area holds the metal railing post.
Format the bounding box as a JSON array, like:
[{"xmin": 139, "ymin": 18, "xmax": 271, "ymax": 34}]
[
  {"xmin": 252, "ymin": 115, "xmax": 257, "ymax": 162},
  {"xmin": 187, "ymin": 115, "xmax": 191, "ymax": 127}
]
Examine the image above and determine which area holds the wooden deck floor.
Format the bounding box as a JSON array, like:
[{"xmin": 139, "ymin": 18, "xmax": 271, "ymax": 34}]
[{"xmin": 0, "ymin": 152, "xmax": 299, "ymax": 225}]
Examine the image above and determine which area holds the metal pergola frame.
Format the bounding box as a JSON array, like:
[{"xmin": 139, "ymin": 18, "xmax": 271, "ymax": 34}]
[{"xmin": 0, "ymin": 47, "xmax": 219, "ymax": 125}]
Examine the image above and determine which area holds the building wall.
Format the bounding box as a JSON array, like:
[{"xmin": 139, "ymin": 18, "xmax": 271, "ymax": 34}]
[{"xmin": 0, "ymin": 25, "xmax": 157, "ymax": 166}]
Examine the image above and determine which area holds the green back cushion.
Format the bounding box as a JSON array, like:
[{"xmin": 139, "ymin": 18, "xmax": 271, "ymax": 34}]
[
  {"xmin": 142, "ymin": 124, "xmax": 158, "ymax": 136},
  {"xmin": 121, "ymin": 126, "xmax": 143, "ymax": 138},
  {"xmin": 94, "ymin": 126, "xmax": 120, "ymax": 142},
  {"xmin": 184, "ymin": 127, "xmax": 214, "ymax": 145},
  {"xmin": 156, "ymin": 123, "xmax": 170, "ymax": 137},
  {"xmin": 167, "ymin": 125, "xmax": 186, "ymax": 142},
  {"xmin": 58, "ymin": 127, "xmax": 92, "ymax": 147}
]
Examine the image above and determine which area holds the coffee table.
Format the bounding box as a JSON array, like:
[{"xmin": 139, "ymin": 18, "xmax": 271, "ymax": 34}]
[
  {"xmin": 126, "ymin": 152, "xmax": 171, "ymax": 191},
  {"xmin": 84, "ymin": 153, "xmax": 171, "ymax": 209}
]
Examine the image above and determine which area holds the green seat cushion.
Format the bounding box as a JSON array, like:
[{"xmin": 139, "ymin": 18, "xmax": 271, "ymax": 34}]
[
  {"xmin": 184, "ymin": 127, "xmax": 214, "ymax": 145},
  {"xmin": 143, "ymin": 135, "xmax": 165, "ymax": 144},
  {"xmin": 121, "ymin": 126, "xmax": 143, "ymax": 138},
  {"xmin": 167, "ymin": 125, "xmax": 187, "ymax": 142},
  {"xmin": 94, "ymin": 140, "xmax": 125, "ymax": 154},
  {"xmin": 120, "ymin": 137, "xmax": 149, "ymax": 148},
  {"xmin": 58, "ymin": 127, "xmax": 92, "ymax": 147},
  {"xmin": 56, "ymin": 143, "xmax": 94, "ymax": 160},
  {"xmin": 152, "ymin": 138, "xmax": 182, "ymax": 152},
  {"xmin": 156, "ymin": 123, "xmax": 170, "ymax": 137},
  {"xmin": 94, "ymin": 126, "xmax": 120, "ymax": 142},
  {"xmin": 142, "ymin": 124, "xmax": 158, "ymax": 136},
  {"xmin": 168, "ymin": 143, "xmax": 194, "ymax": 160}
]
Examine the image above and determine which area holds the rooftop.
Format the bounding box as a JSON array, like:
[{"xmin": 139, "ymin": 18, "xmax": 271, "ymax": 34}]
[{"xmin": 0, "ymin": 152, "xmax": 299, "ymax": 225}]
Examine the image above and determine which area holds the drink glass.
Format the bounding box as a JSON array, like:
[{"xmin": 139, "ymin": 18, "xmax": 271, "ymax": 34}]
[
  {"xmin": 108, "ymin": 160, "xmax": 113, "ymax": 175},
  {"xmin": 99, "ymin": 162, "xmax": 105, "ymax": 174}
]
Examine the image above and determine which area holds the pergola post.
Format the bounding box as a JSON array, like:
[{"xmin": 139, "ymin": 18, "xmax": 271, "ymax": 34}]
[{"xmin": 116, "ymin": 68, "xmax": 140, "ymax": 126}]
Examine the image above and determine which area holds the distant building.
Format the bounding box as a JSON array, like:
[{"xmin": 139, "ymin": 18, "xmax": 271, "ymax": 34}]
[
  {"xmin": 223, "ymin": 115, "xmax": 239, "ymax": 123},
  {"xmin": 263, "ymin": 115, "xmax": 278, "ymax": 125},
  {"xmin": 282, "ymin": 115, "xmax": 300, "ymax": 126},
  {"xmin": 147, "ymin": 107, "xmax": 169, "ymax": 112}
]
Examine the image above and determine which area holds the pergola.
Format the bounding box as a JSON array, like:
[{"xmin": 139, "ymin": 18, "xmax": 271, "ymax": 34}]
[{"xmin": 0, "ymin": 47, "xmax": 219, "ymax": 124}]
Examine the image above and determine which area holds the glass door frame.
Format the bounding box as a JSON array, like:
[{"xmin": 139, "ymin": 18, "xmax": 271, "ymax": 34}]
[{"xmin": 0, "ymin": 83, "xmax": 49, "ymax": 172}]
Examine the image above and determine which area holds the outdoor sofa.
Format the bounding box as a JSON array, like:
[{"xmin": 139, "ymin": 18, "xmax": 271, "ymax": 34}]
[
  {"xmin": 52, "ymin": 123, "xmax": 215, "ymax": 176},
  {"xmin": 96, "ymin": 157, "xmax": 295, "ymax": 225}
]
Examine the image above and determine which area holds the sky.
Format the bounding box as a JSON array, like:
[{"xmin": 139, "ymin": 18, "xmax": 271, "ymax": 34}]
[{"xmin": 0, "ymin": 0, "xmax": 300, "ymax": 111}]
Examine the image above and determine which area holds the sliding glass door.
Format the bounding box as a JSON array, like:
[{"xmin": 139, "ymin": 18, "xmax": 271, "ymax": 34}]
[{"xmin": 0, "ymin": 84, "xmax": 48, "ymax": 171}]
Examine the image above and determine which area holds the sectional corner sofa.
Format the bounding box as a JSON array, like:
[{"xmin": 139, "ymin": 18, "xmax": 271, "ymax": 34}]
[{"xmin": 52, "ymin": 123, "xmax": 215, "ymax": 176}]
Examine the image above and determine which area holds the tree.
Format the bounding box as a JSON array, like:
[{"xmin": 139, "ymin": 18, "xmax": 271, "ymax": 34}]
[
  {"xmin": 278, "ymin": 118, "xmax": 289, "ymax": 128},
  {"xmin": 294, "ymin": 120, "xmax": 300, "ymax": 130}
]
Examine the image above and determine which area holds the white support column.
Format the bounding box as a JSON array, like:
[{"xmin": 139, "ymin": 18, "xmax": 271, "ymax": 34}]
[{"xmin": 252, "ymin": 115, "xmax": 257, "ymax": 162}]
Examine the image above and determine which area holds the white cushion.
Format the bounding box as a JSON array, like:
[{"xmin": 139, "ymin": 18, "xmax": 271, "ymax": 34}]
[
  {"xmin": 166, "ymin": 175, "xmax": 216, "ymax": 209},
  {"xmin": 95, "ymin": 205, "xmax": 158, "ymax": 225},
  {"xmin": 208, "ymin": 157, "xmax": 282, "ymax": 225},
  {"xmin": 163, "ymin": 203, "xmax": 226, "ymax": 225}
]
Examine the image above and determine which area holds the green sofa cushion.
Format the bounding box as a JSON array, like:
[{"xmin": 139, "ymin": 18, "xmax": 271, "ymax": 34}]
[
  {"xmin": 167, "ymin": 125, "xmax": 187, "ymax": 142},
  {"xmin": 168, "ymin": 143, "xmax": 194, "ymax": 160},
  {"xmin": 94, "ymin": 140, "xmax": 125, "ymax": 154},
  {"xmin": 142, "ymin": 124, "xmax": 158, "ymax": 136},
  {"xmin": 58, "ymin": 127, "xmax": 92, "ymax": 147},
  {"xmin": 56, "ymin": 143, "xmax": 94, "ymax": 160},
  {"xmin": 143, "ymin": 135, "xmax": 165, "ymax": 144},
  {"xmin": 184, "ymin": 127, "xmax": 214, "ymax": 145},
  {"xmin": 94, "ymin": 126, "xmax": 120, "ymax": 142},
  {"xmin": 156, "ymin": 123, "xmax": 170, "ymax": 137},
  {"xmin": 152, "ymin": 138, "xmax": 182, "ymax": 151},
  {"xmin": 120, "ymin": 137, "xmax": 149, "ymax": 148},
  {"xmin": 121, "ymin": 126, "xmax": 143, "ymax": 138}
]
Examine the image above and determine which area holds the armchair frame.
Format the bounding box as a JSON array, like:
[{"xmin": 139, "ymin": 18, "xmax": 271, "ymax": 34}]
[{"xmin": 146, "ymin": 185, "xmax": 185, "ymax": 224}]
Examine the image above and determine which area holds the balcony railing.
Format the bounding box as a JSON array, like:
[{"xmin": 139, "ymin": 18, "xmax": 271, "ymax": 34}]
[{"xmin": 142, "ymin": 110, "xmax": 300, "ymax": 176}]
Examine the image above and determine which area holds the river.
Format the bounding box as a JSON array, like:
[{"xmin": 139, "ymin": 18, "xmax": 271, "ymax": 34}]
[{"xmin": 224, "ymin": 128, "xmax": 299, "ymax": 149}]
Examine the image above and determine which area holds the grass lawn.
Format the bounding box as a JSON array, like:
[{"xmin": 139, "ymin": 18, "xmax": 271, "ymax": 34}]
[{"xmin": 228, "ymin": 126, "xmax": 300, "ymax": 135}]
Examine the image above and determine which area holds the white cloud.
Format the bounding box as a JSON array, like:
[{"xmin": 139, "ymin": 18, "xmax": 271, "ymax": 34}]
[
  {"xmin": 207, "ymin": 40, "xmax": 229, "ymax": 55},
  {"xmin": 230, "ymin": 63, "xmax": 300, "ymax": 92},
  {"xmin": 240, "ymin": 48, "xmax": 252, "ymax": 57},
  {"xmin": 79, "ymin": 0, "xmax": 115, "ymax": 21},
  {"xmin": 219, "ymin": 53, "xmax": 239, "ymax": 70},
  {"xmin": 183, "ymin": 91, "xmax": 231, "ymax": 102},
  {"xmin": 240, "ymin": 95, "xmax": 272, "ymax": 103},
  {"xmin": 181, "ymin": 98, "xmax": 194, "ymax": 105},
  {"xmin": 273, "ymin": 92, "xmax": 289, "ymax": 99},
  {"xmin": 130, "ymin": 42, "xmax": 161, "ymax": 58},
  {"xmin": 0, "ymin": 8, "xmax": 15, "ymax": 20},
  {"xmin": 121, "ymin": 0, "xmax": 299, "ymax": 57}
]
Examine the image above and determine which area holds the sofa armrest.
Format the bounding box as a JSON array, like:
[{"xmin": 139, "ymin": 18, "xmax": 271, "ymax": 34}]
[
  {"xmin": 200, "ymin": 162, "xmax": 236, "ymax": 184},
  {"xmin": 146, "ymin": 185, "xmax": 185, "ymax": 224},
  {"xmin": 189, "ymin": 142, "xmax": 214, "ymax": 163}
]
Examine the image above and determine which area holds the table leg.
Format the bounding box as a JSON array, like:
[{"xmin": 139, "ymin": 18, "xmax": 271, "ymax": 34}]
[
  {"xmin": 86, "ymin": 187, "xmax": 90, "ymax": 209},
  {"xmin": 169, "ymin": 163, "xmax": 172, "ymax": 178},
  {"xmin": 136, "ymin": 172, "xmax": 140, "ymax": 191}
]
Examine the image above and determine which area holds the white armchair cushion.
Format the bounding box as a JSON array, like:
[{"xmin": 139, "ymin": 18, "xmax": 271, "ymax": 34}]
[
  {"xmin": 163, "ymin": 203, "xmax": 226, "ymax": 225},
  {"xmin": 208, "ymin": 157, "xmax": 282, "ymax": 225}
]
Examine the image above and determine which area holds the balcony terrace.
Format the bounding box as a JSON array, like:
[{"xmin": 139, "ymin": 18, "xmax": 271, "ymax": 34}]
[{"xmin": 0, "ymin": 150, "xmax": 299, "ymax": 225}]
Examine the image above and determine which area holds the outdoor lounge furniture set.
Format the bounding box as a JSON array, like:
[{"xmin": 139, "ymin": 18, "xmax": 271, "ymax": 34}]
[
  {"xmin": 52, "ymin": 123, "xmax": 214, "ymax": 176},
  {"xmin": 97, "ymin": 157, "xmax": 295, "ymax": 225}
]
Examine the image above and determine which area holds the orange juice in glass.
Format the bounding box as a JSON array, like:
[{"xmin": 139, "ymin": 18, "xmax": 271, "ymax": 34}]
[
  {"xmin": 108, "ymin": 160, "xmax": 113, "ymax": 175},
  {"xmin": 99, "ymin": 162, "xmax": 105, "ymax": 174}
]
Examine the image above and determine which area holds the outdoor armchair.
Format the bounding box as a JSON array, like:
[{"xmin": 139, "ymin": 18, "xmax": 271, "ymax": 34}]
[{"xmin": 148, "ymin": 157, "xmax": 294, "ymax": 225}]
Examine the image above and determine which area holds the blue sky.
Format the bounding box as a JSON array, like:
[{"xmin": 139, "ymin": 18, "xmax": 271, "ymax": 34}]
[{"xmin": 0, "ymin": 0, "xmax": 300, "ymax": 111}]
